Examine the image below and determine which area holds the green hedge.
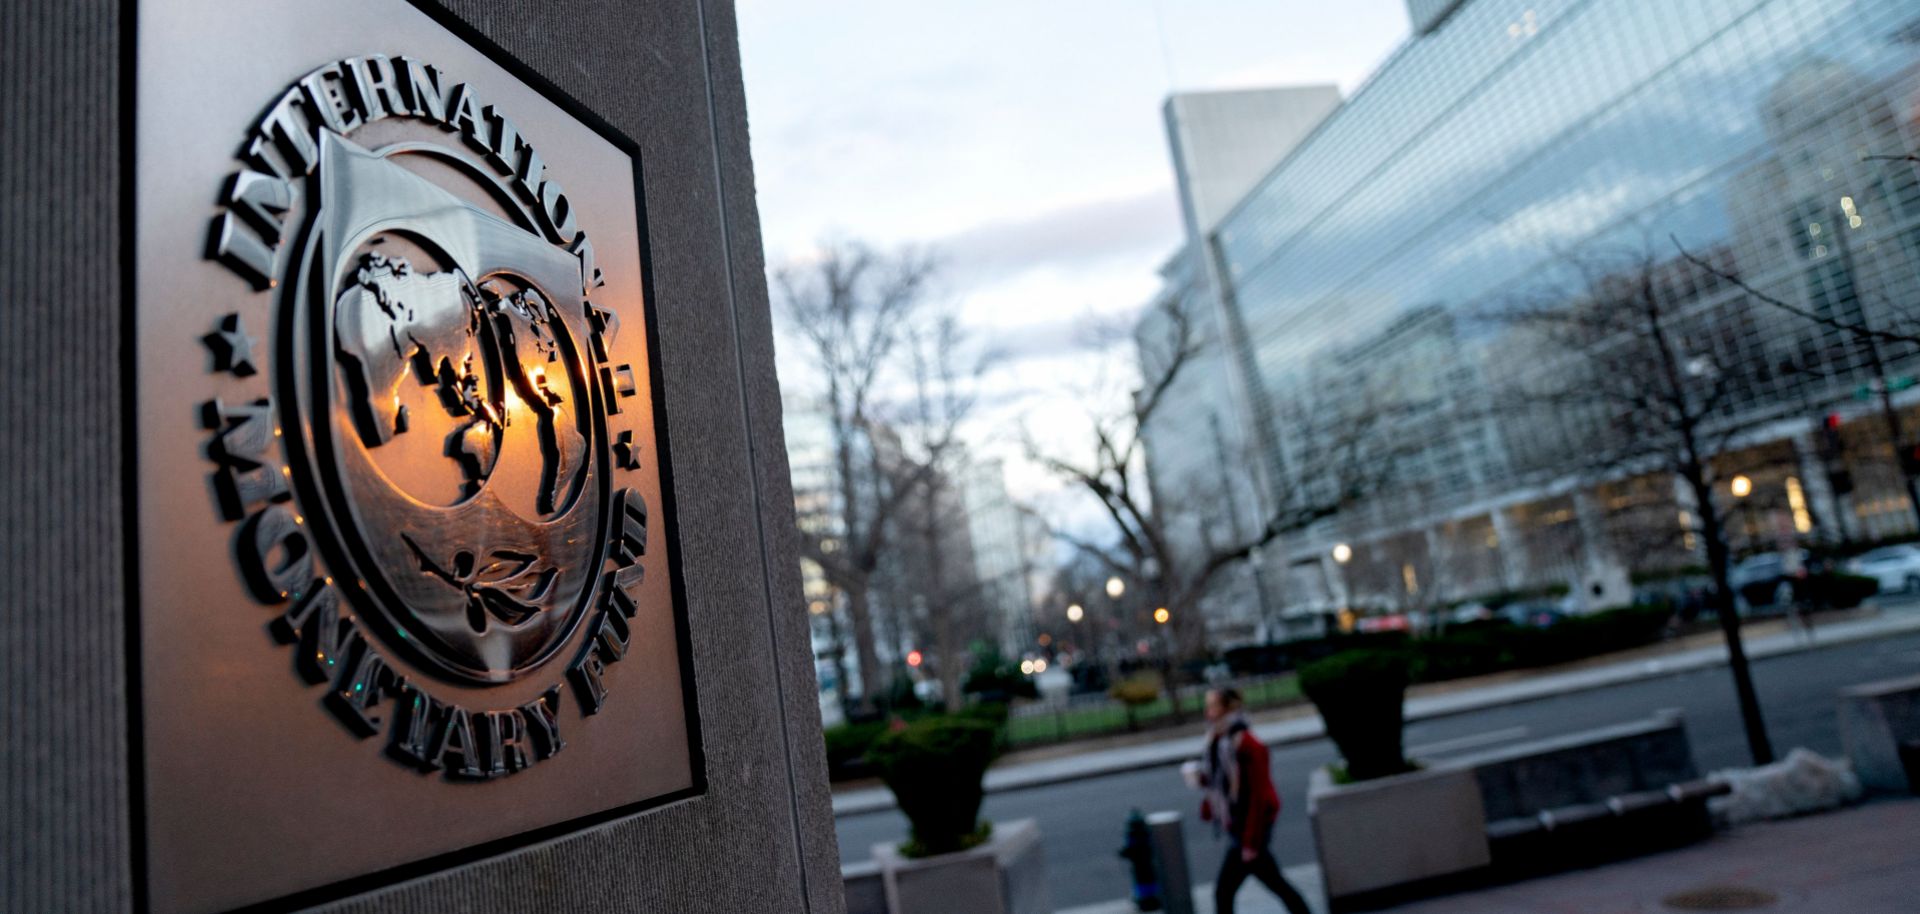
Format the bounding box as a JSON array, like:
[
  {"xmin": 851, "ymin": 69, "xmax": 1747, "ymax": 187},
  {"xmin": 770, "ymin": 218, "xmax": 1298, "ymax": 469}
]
[
  {"xmin": 1797, "ymin": 572, "xmax": 1877, "ymax": 609},
  {"xmin": 1410, "ymin": 603, "xmax": 1674, "ymax": 681}
]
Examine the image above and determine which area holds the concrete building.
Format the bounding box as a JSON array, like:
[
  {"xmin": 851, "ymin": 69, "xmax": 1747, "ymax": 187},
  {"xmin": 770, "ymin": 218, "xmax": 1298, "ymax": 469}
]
[
  {"xmin": 959, "ymin": 458, "xmax": 1047, "ymax": 658},
  {"xmin": 1139, "ymin": 0, "xmax": 1920, "ymax": 629}
]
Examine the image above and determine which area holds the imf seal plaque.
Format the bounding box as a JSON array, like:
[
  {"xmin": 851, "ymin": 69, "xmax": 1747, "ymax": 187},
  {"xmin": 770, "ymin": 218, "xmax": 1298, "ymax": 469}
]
[{"xmin": 136, "ymin": 2, "xmax": 697, "ymax": 911}]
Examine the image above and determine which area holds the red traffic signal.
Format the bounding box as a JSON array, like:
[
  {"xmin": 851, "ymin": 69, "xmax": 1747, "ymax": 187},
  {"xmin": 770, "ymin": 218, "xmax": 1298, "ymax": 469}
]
[
  {"xmin": 1819, "ymin": 413, "xmax": 1845, "ymax": 458},
  {"xmin": 906, "ymin": 649, "xmax": 923, "ymax": 668}
]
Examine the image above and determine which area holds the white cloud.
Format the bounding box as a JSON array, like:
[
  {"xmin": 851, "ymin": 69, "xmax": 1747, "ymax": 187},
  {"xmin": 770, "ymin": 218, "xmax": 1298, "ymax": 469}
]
[{"xmin": 740, "ymin": 0, "xmax": 1410, "ymax": 513}]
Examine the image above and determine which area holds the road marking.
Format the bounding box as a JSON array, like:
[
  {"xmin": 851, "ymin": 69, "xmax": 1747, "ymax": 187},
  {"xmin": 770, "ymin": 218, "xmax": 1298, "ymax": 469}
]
[{"xmin": 1408, "ymin": 725, "xmax": 1529, "ymax": 757}]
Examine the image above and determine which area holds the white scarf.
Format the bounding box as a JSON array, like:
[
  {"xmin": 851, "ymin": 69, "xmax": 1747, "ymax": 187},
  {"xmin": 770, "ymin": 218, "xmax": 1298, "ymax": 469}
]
[{"xmin": 1203, "ymin": 711, "xmax": 1249, "ymax": 839}]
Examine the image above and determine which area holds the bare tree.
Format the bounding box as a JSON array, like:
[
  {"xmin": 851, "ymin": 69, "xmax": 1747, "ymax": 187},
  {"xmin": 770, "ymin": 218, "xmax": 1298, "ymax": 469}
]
[
  {"xmin": 1490, "ymin": 244, "xmax": 1781, "ymax": 764},
  {"xmin": 1032, "ymin": 297, "xmax": 1394, "ymax": 673},
  {"xmin": 1674, "ymin": 232, "xmax": 1920, "ymax": 533},
  {"xmin": 887, "ymin": 314, "xmax": 992, "ymax": 710},
  {"xmin": 776, "ymin": 241, "xmax": 936, "ymax": 712}
]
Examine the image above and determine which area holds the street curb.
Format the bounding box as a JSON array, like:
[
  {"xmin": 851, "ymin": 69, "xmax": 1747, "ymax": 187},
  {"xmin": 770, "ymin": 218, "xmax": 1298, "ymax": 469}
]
[{"xmin": 831, "ymin": 609, "xmax": 1920, "ymax": 818}]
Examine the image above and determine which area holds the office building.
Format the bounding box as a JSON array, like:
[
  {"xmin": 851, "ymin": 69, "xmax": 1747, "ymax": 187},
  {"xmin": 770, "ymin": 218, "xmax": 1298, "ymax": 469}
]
[{"xmin": 1141, "ymin": 0, "xmax": 1920, "ymax": 627}]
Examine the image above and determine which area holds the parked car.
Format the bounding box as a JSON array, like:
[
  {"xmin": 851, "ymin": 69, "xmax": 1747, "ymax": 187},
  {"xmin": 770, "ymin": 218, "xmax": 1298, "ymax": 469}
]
[
  {"xmin": 1728, "ymin": 550, "xmax": 1809, "ymax": 610},
  {"xmin": 1845, "ymin": 544, "xmax": 1920, "ymax": 594},
  {"xmin": 1448, "ymin": 602, "xmax": 1494, "ymax": 625},
  {"xmin": 1498, "ymin": 599, "xmax": 1567, "ymax": 628}
]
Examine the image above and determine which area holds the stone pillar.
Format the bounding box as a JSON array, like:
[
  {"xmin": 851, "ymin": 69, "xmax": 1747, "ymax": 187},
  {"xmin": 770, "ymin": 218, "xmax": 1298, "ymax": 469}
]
[
  {"xmin": 1794, "ymin": 430, "xmax": 1853, "ymax": 545},
  {"xmin": 1490, "ymin": 507, "xmax": 1528, "ymax": 592},
  {"xmin": 1572, "ymin": 489, "xmax": 1632, "ymax": 611},
  {"xmin": 1674, "ymin": 474, "xmax": 1709, "ymax": 563},
  {"xmin": 1424, "ymin": 526, "xmax": 1449, "ymax": 604},
  {"xmin": 7, "ymin": 2, "xmax": 840, "ymax": 912}
]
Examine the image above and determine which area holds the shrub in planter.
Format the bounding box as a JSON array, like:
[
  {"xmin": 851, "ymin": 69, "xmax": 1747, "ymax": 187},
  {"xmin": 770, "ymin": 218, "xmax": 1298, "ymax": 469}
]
[
  {"xmin": 866, "ymin": 716, "xmax": 1003, "ymax": 857},
  {"xmin": 1300, "ymin": 650, "xmax": 1414, "ymax": 782}
]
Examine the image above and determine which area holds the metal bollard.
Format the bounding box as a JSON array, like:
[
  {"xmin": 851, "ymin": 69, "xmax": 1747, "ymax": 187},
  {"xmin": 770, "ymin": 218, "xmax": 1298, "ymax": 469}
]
[{"xmin": 1146, "ymin": 811, "xmax": 1196, "ymax": 914}]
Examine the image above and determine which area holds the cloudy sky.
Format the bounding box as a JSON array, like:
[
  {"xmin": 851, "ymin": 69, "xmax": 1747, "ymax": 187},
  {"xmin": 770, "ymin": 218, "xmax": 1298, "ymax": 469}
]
[{"xmin": 737, "ymin": 1, "xmax": 1411, "ymax": 509}]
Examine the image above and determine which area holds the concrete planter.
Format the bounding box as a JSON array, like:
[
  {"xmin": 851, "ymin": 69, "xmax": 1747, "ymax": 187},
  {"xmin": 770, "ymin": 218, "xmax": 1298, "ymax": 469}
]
[
  {"xmin": 870, "ymin": 818, "xmax": 1050, "ymax": 914},
  {"xmin": 1308, "ymin": 764, "xmax": 1490, "ymax": 907},
  {"xmin": 842, "ymin": 860, "xmax": 887, "ymax": 914},
  {"xmin": 1839, "ymin": 673, "xmax": 1920, "ymax": 794}
]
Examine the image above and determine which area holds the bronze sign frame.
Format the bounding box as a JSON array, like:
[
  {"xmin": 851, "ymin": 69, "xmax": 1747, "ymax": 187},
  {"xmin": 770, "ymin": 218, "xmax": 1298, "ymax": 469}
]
[{"xmin": 126, "ymin": 2, "xmax": 703, "ymax": 911}]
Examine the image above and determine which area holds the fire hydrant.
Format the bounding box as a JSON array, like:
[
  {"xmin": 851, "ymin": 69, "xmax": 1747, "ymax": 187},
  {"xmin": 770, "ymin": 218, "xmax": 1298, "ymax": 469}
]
[{"xmin": 1119, "ymin": 808, "xmax": 1164, "ymax": 911}]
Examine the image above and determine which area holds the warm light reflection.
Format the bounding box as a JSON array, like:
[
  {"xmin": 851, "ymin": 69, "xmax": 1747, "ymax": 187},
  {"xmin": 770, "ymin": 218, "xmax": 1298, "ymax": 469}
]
[{"xmin": 1785, "ymin": 477, "xmax": 1813, "ymax": 534}]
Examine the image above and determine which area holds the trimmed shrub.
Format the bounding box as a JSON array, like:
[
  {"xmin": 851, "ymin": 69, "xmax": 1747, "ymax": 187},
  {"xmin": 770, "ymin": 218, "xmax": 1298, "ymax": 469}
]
[
  {"xmin": 1300, "ymin": 650, "xmax": 1414, "ymax": 782},
  {"xmin": 866, "ymin": 717, "xmax": 1003, "ymax": 857},
  {"xmin": 1109, "ymin": 671, "xmax": 1163, "ymax": 731}
]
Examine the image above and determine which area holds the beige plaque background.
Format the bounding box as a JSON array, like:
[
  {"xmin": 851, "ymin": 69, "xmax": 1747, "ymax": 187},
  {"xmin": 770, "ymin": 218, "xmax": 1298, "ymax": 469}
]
[{"xmin": 136, "ymin": 2, "xmax": 694, "ymax": 911}]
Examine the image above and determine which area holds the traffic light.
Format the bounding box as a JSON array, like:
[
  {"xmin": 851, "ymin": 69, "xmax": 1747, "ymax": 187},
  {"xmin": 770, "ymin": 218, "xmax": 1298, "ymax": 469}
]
[
  {"xmin": 1820, "ymin": 413, "xmax": 1845, "ymax": 457},
  {"xmin": 1829, "ymin": 468, "xmax": 1855, "ymax": 496},
  {"xmin": 1902, "ymin": 444, "xmax": 1920, "ymax": 478}
]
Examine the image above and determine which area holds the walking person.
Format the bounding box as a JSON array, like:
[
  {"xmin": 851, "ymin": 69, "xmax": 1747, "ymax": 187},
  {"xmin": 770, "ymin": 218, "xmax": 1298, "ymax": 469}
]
[{"xmin": 1198, "ymin": 688, "xmax": 1311, "ymax": 914}]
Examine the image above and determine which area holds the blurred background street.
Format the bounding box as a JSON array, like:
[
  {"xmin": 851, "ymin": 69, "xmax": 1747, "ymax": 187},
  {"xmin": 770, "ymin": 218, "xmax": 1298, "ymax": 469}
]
[{"xmin": 737, "ymin": 0, "xmax": 1920, "ymax": 910}]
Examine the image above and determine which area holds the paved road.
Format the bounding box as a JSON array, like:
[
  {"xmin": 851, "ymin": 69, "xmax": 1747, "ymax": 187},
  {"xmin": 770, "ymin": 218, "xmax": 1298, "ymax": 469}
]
[{"xmin": 834, "ymin": 629, "xmax": 1920, "ymax": 910}]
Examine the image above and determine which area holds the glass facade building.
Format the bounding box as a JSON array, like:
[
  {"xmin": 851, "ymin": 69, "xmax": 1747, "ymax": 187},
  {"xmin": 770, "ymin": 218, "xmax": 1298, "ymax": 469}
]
[
  {"xmin": 1144, "ymin": 0, "xmax": 1920, "ymax": 625},
  {"xmin": 1138, "ymin": 89, "xmax": 1345, "ymax": 643}
]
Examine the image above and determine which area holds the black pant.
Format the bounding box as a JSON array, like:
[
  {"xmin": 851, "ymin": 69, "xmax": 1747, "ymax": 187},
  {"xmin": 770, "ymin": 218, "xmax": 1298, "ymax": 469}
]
[{"xmin": 1215, "ymin": 841, "xmax": 1311, "ymax": 914}]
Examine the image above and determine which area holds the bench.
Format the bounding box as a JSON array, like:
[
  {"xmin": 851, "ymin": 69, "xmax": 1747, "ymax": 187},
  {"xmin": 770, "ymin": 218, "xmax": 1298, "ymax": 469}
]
[
  {"xmin": 1839, "ymin": 673, "xmax": 1920, "ymax": 794},
  {"xmin": 1452, "ymin": 709, "xmax": 1728, "ymax": 877}
]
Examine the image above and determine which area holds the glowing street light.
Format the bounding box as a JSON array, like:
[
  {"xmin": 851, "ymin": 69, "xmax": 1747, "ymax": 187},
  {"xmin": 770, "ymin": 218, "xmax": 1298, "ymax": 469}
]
[
  {"xmin": 1066, "ymin": 603, "xmax": 1085, "ymax": 623},
  {"xmin": 1153, "ymin": 607, "xmax": 1170, "ymax": 625},
  {"xmin": 1730, "ymin": 474, "xmax": 1753, "ymax": 498},
  {"xmin": 1106, "ymin": 576, "xmax": 1126, "ymax": 599},
  {"xmin": 1332, "ymin": 542, "xmax": 1353, "ymax": 564}
]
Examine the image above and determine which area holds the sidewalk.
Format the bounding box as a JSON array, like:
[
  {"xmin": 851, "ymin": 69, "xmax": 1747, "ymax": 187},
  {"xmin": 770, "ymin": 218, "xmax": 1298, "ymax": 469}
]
[
  {"xmin": 834, "ymin": 605, "xmax": 1920, "ymax": 817},
  {"xmin": 1060, "ymin": 797, "xmax": 1920, "ymax": 914}
]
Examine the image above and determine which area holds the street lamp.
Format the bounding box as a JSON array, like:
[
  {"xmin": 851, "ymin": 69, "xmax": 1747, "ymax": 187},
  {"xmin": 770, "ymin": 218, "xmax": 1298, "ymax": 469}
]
[
  {"xmin": 1153, "ymin": 607, "xmax": 1170, "ymax": 625},
  {"xmin": 1728, "ymin": 473, "xmax": 1759, "ymax": 554},
  {"xmin": 1106, "ymin": 576, "xmax": 1126, "ymax": 599},
  {"xmin": 1066, "ymin": 603, "xmax": 1084, "ymax": 623},
  {"xmin": 1330, "ymin": 543, "xmax": 1354, "ymax": 636}
]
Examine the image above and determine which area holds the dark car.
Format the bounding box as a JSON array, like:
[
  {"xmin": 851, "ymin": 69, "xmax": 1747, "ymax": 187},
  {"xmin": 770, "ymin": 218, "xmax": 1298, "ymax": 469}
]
[
  {"xmin": 1728, "ymin": 551, "xmax": 1809, "ymax": 611},
  {"xmin": 1498, "ymin": 599, "xmax": 1568, "ymax": 628}
]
